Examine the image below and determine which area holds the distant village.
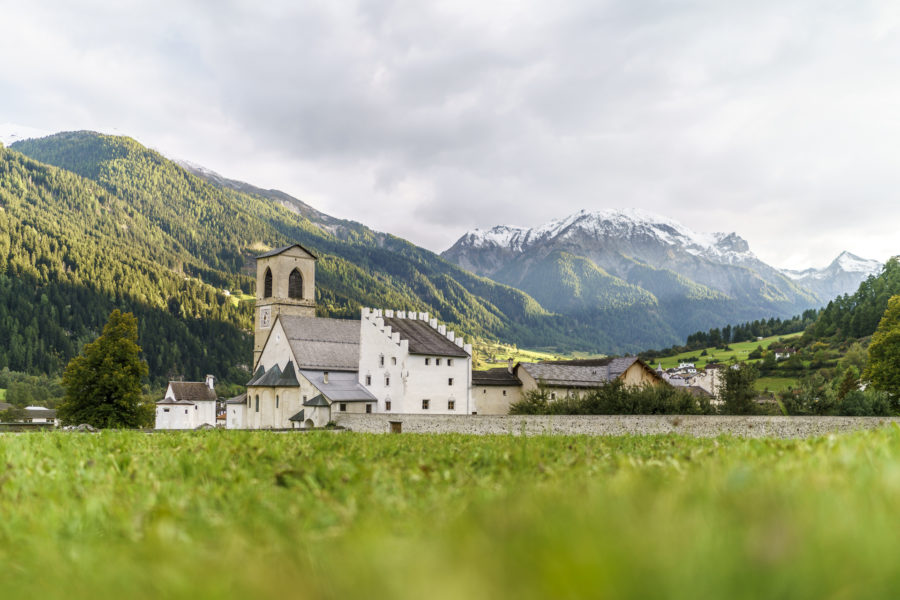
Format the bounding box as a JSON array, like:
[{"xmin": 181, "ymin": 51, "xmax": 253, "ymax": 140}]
[{"xmin": 151, "ymin": 244, "xmax": 734, "ymax": 430}]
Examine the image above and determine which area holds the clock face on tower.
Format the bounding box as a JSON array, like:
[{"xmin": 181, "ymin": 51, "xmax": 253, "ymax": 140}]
[{"xmin": 260, "ymin": 307, "xmax": 271, "ymax": 329}]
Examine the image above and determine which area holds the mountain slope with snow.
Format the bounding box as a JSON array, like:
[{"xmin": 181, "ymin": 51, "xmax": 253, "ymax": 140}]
[{"xmin": 442, "ymin": 209, "xmax": 879, "ymax": 341}]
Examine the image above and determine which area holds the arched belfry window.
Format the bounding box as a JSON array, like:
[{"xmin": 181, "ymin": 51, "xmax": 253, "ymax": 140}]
[
  {"xmin": 289, "ymin": 269, "xmax": 304, "ymax": 299},
  {"xmin": 263, "ymin": 268, "xmax": 273, "ymax": 298}
]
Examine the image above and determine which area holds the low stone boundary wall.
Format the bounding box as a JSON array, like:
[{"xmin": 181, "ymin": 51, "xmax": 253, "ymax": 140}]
[{"xmin": 334, "ymin": 414, "xmax": 900, "ymax": 439}]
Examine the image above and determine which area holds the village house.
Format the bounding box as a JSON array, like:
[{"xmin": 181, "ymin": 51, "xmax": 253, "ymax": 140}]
[
  {"xmin": 471, "ymin": 360, "xmax": 524, "ymax": 414},
  {"xmin": 513, "ymin": 357, "xmax": 664, "ymax": 402},
  {"xmin": 155, "ymin": 376, "xmax": 218, "ymax": 429}
]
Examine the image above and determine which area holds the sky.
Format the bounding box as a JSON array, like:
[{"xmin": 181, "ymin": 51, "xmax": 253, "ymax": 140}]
[{"xmin": 1, "ymin": 0, "xmax": 899, "ymax": 270}]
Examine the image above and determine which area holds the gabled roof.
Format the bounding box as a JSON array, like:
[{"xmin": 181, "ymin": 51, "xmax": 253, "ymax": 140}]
[
  {"xmin": 157, "ymin": 398, "xmax": 195, "ymax": 406},
  {"xmin": 277, "ymin": 315, "xmax": 361, "ymax": 371},
  {"xmin": 303, "ymin": 394, "xmax": 330, "ymax": 407},
  {"xmin": 168, "ymin": 382, "xmax": 216, "ymax": 402},
  {"xmin": 255, "ymin": 243, "xmax": 318, "ymax": 260},
  {"xmin": 382, "ymin": 317, "xmax": 469, "ymax": 358},
  {"xmin": 299, "ymin": 370, "xmax": 377, "ymax": 402},
  {"xmin": 518, "ymin": 357, "xmax": 659, "ymax": 388},
  {"xmin": 288, "ymin": 409, "xmax": 306, "ymax": 422},
  {"xmin": 472, "ymin": 368, "xmax": 522, "ymax": 386}
]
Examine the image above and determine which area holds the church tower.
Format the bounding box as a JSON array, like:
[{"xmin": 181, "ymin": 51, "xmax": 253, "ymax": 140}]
[{"xmin": 253, "ymin": 244, "xmax": 317, "ymax": 368}]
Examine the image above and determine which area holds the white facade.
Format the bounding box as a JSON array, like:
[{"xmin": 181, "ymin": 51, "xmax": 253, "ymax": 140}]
[
  {"xmin": 154, "ymin": 377, "xmax": 218, "ymax": 430},
  {"xmin": 358, "ymin": 308, "xmax": 472, "ymax": 415}
]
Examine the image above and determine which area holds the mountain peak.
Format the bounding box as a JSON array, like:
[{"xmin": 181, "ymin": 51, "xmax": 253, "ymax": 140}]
[{"xmin": 449, "ymin": 208, "xmax": 757, "ymax": 264}]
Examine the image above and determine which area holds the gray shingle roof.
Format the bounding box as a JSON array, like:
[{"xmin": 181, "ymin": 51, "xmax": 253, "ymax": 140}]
[
  {"xmin": 519, "ymin": 357, "xmax": 647, "ymax": 388},
  {"xmin": 276, "ymin": 361, "xmax": 301, "ymax": 387},
  {"xmin": 168, "ymin": 382, "xmax": 216, "ymax": 402},
  {"xmin": 303, "ymin": 394, "xmax": 330, "ymax": 407},
  {"xmin": 382, "ymin": 317, "xmax": 469, "ymax": 358},
  {"xmin": 279, "ymin": 315, "xmax": 361, "ymax": 371},
  {"xmin": 299, "ymin": 370, "xmax": 377, "ymax": 402},
  {"xmin": 472, "ymin": 368, "xmax": 522, "ymax": 386},
  {"xmin": 255, "ymin": 243, "xmax": 318, "ymax": 260},
  {"xmin": 226, "ymin": 393, "xmax": 247, "ymax": 405},
  {"xmin": 246, "ymin": 366, "xmax": 266, "ymax": 386},
  {"xmin": 254, "ymin": 364, "xmax": 283, "ymax": 387},
  {"xmin": 289, "ymin": 409, "xmax": 306, "ymax": 422}
]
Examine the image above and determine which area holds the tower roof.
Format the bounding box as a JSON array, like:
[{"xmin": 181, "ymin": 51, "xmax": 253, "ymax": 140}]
[{"xmin": 255, "ymin": 244, "xmax": 318, "ymax": 260}]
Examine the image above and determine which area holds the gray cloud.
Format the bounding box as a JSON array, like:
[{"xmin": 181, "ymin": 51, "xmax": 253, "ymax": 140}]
[{"xmin": 1, "ymin": 0, "xmax": 899, "ymax": 269}]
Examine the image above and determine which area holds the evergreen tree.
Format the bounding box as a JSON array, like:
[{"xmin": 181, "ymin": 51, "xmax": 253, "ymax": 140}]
[
  {"xmin": 720, "ymin": 363, "xmax": 759, "ymax": 415},
  {"xmin": 864, "ymin": 295, "xmax": 900, "ymax": 397},
  {"xmin": 59, "ymin": 310, "xmax": 149, "ymax": 428}
]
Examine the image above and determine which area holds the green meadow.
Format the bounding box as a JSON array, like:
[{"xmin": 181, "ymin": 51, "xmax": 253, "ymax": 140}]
[
  {"xmin": 1, "ymin": 429, "xmax": 900, "ymax": 598},
  {"xmin": 652, "ymin": 333, "xmax": 802, "ymax": 370}
]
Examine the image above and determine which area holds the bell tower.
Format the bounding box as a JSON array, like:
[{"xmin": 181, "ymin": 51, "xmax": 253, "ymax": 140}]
[{"xmin": 253, "ymin": 244, "xmax": 317, "ymax": 368}]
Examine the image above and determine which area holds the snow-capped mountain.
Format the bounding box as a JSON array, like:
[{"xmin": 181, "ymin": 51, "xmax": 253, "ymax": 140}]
[
  {"xmin": 442, "ymin": 209, "xmax": 875, "ymax": 342},
  {"xmin": 782, "ymin": 251, "xmax": 881, "ymax": 300}
]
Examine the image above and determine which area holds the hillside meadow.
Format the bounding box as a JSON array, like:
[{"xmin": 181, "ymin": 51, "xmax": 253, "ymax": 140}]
[{"xmin": 1, "ymin": 429, "xmax": 900, "ymax": 598}]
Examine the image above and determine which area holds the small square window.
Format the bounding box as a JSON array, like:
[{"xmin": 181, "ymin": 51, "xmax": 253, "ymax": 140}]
[
  {"xmin": 386, "ymin": 401, "xmax": 392, "ymax": 411},
  {"xmin": 422, "ymin": 399, "xmax": 430, "ymax": 410},
  {"xmin": 366, "ymin": 404, "xmax": 372, "ymax": 413},
  {"xmin": 340, "ymin": 403, "xmax": 347, "ymax": 412},
  {"xmin": 448, "ymin": 378, "xmax": 454, "ymax": 386},
  {"xmin": 502, "ymin": 390, "xmax": 507, "ymax": 396},
  {"xmin": 425, "ymin": 358, "xmax": 431, "ymax": 365},
  {"xmin": 436, "ymin": 358, "xmax": 441, "ymax": 366},
  {"xmin": 550, "ymin": 392, "xmax": 557, "ymax": 400},
  {"xmin": 448, "ymin": 400, "xmax": 455, "ymax": 410}
]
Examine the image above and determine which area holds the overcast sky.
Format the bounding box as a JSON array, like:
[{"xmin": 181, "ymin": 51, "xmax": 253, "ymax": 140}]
[{"xmin": 2, "ymin": 0, "xmax": 899, "ymax": 269}]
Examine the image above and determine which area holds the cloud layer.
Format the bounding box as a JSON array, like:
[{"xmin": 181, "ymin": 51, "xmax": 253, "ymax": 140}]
[{"xmin": 2, "ymin": 0, "xmax": 899, "ymax": 269}]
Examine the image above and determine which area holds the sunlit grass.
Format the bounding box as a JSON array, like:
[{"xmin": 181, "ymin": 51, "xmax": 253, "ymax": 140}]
[{"xmin": 0, "ymin": 429, "xmax": 899, "ymax": 598}]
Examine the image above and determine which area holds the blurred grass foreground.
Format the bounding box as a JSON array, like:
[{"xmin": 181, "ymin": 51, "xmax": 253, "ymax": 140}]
[{"xmin": 1, "ymin": 428, "xmax": 900, "ymax": 599}]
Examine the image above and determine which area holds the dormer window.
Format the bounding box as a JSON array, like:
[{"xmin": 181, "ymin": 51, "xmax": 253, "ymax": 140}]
[
  {"xmin": 288, "ymin": 269, "xmax": 303, "ymax": 299},
  {"xmin": 263, "ymin": 268, "xmax": 273, "ymax": 298}
]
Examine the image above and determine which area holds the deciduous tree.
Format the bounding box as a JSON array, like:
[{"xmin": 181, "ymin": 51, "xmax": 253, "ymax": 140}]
[{"xmin": 59, "ymin": 310, "xmax": 149, "ymax": 428}]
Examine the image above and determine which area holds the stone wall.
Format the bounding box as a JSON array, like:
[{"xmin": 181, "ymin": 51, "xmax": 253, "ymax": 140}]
[{"xmin": 334, "ymin": 413, "xmax": 900, "ymax": 439}]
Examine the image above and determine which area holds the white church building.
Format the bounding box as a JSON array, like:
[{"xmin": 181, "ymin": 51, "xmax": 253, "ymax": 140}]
[
  {"xmin": 228, "ymin": 243, "xmax": 473, "ymax": 429},
  {"xmin": 155, "ymin": 375, "xmax": 218, "ymax": 429}
]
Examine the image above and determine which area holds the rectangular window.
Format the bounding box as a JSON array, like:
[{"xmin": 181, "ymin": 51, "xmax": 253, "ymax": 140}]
[
  {"xmin": 392, "ymin": 357, "xmax": 397, "ymax": 365},
  {"xmin": 185, "ymin": 409, "xmax": 188, "ymax": 415},
  {"xmin": 276, "ymin": 395, "xmax": 279, "ymax": 408},
  {"xmin": 163, "ymin": 408, "xmax": 170, "ymax": 413},
  {"xmin": 255, "ymin": 396, "xmax": 259, "ymax": 412},
  {"xmin": 448, "ymin": 359, "xmax": 453, "ymax": 367},
  {"xmin": 436, "ymin": 358, "xmax": 441, "ymax": 366},
  {"xmin": 340, "ymin": 403, "xmax": 347, "ymax": 412},
  {"xmin": 550, "ymin": 392, "xmax": 557, "ymax": 400},
  {"xmin": 385, "ymin": 401, "xmax": 392, "ymax": 411},
  {"xmin": 380, "ymin": 355, "xmax": 385, "ymax": 366},
  {"xmin": 502, "ymin": 390, "xmax": 507, "ymax": 396},
  {"xmin": 425, "ymin": 358, "xmax": 430, "ymax": 365},
  {"xmin": 366, "ymin": 404, "xmax": 372, "ymax": 413},
  {"xmin": 365, "ymin": 375, "xmax": 372, "ymax": 386},
  {"xmin": 422, "ymin": 399, "xmax": 430, "ymax": 410},
  {"xmin": 385, "ymin": 376, "xmax": 390, "ymax": 387},
  {"xmin": 448, "ymin": 400, "xmax": 455, "ymax": 410},
  {"xmin": 448, "ymin": 378, "xmax": 454, "ymax": 386}
]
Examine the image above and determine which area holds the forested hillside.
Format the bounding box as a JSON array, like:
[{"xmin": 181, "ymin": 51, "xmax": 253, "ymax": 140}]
[{"xmin": 5, "ymin": 131, "xmax": 650, "ymax": 386}]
